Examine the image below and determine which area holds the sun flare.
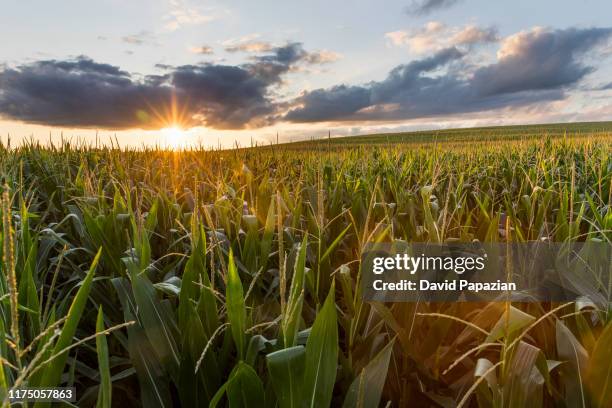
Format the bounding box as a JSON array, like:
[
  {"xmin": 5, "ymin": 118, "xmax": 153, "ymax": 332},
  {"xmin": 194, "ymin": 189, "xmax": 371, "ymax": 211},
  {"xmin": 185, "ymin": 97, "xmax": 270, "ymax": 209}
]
[{"xmin": 161, "ymin": 126, "xmax": 187, "ymax": 149}]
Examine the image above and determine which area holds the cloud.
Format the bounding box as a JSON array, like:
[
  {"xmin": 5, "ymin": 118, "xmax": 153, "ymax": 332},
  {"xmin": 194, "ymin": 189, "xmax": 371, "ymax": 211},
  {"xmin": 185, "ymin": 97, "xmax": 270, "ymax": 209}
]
[
  {"xmin": 1, "ymin": 27, "xmax": 609, "ymax": 131},
  {"xmin": 452, "ymin": 25, "xmax": 499, "ymax": 44},
  {"xmin": 0, "ymin": 58, "xmax": 171, "ymax": 129},
  {"xmin": 0, "ymin": 43, "xmax": 317, "ymax": 130},
  {"xmin": 473, "ymin": 27, "xmax": 612, "ymax": 95},
  {"xmin": 283, "ymin": 85, "xmax": 372, "ymax": 123},
  {"xmin": 189, "ymin": 45, "xmax": 214, "ymax": 55},
  {"xmin": 406, "ymin": 0, "xmax": 462, "ymax": 16},
  {"xmin": 597, "ymin": 82, "xmax": 612, "ymax": 90},
  {"xmin": 225, "ymin": 41, "xmax": 275, "ymax": 53},
  {"xmin": 223, "ymin": 37, "xmax": 341, "ymax": 64},
  {"xmin": 221, "ymin": 34, "xmax": 303, "ymax": 54},
  {"xmin": 164, "ymin": 0, "xmax": 217, "ymax": 31},
  {"xmin": 169, "ymin": 64, "xmax": 276, "ymax": 129},
  {"xmin": 286, "ymin": 27, "xmax": 612, "ymax": 123},
  {"xmin": 303, "ymin": 50, "xmax": 342, "ymax": 64},
  {"xmin": 121, "ymin": 31, "xmax": 158, "ymax": 46},
  {"xmin": 222, "ymin": 33, "xmax": 261, "ymax": 47},
  {"xmin": 385, "ymin": 21, "xmax": 498, "ymax": 54},
  {"xmin": 385, "ymin": 31, "xmax": 410, "ymax": 47}
]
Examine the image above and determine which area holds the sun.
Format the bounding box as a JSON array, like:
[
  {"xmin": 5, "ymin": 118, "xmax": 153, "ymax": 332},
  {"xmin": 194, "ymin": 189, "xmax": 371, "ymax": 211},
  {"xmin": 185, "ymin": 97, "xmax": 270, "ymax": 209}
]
[{"xmin": 161, "ymin": 126, "xmax": 187, "ymax": 149}]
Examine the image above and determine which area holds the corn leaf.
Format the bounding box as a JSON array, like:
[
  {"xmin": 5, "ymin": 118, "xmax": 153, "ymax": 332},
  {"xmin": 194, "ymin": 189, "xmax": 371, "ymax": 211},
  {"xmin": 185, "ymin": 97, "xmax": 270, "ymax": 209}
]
[
  {"xmin": 227, "ymin": 249, "xmax": 247, "ymax": 359},
  {"xmin": 304, "ymin": 284, "xmax": 338, "ymax": 408},
  {"xmin": 96, "ymin": 306, "xmax": 111, "ymax": 408},
  {"xmin": 342, "ymin": 338, "xmax": 395, "ymax": 408},
  {"xmin": 282, "ymin": 236, "xmax": 307, "ymax": 347},
  {"xmin": 556, "ymin": 320, "xmax": 589, "ymax": 408},
  {"xmin": 586, "ymin": 321, "xmax": 612, "ymax": 407},
  {"xmin": 34, "ymin": 248, "xmax": 102, "ymax": 406},
  {"xmin": 266, "ymin": 346, "xmax": 306, "ymax": 408},
  {"xmin": 226, "ymin": 361, "xmax": 265, "ymax": 408},
  {"xmin": 130, "ymin": 266, "xmax": 180, "ymax": 381}
]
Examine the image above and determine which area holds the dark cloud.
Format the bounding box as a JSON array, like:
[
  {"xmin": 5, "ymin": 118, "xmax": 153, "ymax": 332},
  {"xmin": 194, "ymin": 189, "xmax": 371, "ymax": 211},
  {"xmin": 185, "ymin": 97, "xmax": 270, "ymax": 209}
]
[
  {"xmin": 0, "ymin": 43, "xmax": 312, "ymax": 130},
  {"xmin": 598, "ymin": 82, "xmax": 612, "ymax": 90},
  {"xmin": 406, "ymin": 0, "xmax": 462, "ymax": 16},
  {"xmin": 0, "ymin": 57, "xmax": 172, "ymax": 129},
  {"xmin": 283, "ymin": 85, "xmax": 372, "ymax": 123},
  {"xmin": 1, "ymin": 28, "xmax": 609, "ymax": 131},
  {"xmin": 168, "ymin": 64, "xmax": 276, "ymax": 129},
  {"xmin": 255, "ymin": 43, "xmax": 307, "ymax": 65},
  {"xmin": 286, "ymin": 27, "xmax": 612, "ymax": 123},
  {"xmin": 472, "ymin": 27, "xmax": 612, "ymax": 96},
  {"xmin": 225, "ymin": 41, "xmax": 340, "ymax": 64}
]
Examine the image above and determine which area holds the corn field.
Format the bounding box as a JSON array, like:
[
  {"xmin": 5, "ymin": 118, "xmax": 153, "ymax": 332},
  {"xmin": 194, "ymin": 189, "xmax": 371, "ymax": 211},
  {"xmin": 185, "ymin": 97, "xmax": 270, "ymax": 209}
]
[{"xmin": 0, "ymin": 127, "xmax": 611, "ymax": 407}]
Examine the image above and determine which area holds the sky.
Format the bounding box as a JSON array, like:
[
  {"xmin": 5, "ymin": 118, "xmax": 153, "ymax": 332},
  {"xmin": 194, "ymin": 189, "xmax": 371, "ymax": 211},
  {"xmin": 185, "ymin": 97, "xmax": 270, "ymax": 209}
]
[{"xmin": 1, "ymin": 0, "xmax": 611, "ymax": 148}]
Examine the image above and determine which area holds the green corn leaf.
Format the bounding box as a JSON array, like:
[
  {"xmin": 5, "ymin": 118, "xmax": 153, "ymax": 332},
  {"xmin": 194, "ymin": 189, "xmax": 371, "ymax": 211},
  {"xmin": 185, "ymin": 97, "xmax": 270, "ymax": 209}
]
[
  {"xmin": 342, "ymin": 338, "xmax": 395, "ymax": 408},
  {"xmin": 96, "ymin": 306, "xmax": 111, "ymax": 408},
  {"xmin": 260, "ymin": 199, "xmax": 276, "ymax": 271},
  {"xmin": 208, "ymin": 381, "xmax": 230, "ymax": 408},
  {"xmin": 179, "ymin": 303, "xmax": 221, "ymax": 407},
  {"xmin": 127, "ymin": 323, "xmax": 173, "ymax": 408},
  {"xmin": 320, "ymin": 224, "xmax": 350, "ymax": 262},
  {"xmin": 226, "ymin": 362, "xmax": 265, "ymax": 408},
  {"xmin": 130, "ymin": 267, "xmax": 180, "ymax": 381},
  {"xmin": 304, "ymin": 283, "xmax": 338, "ymax": 408},
  {"xmin": 227, "ymin": 249, "xmax": 247, "ymax": 359},
  {"xmin": 18, "ymin": 241, "xmax": 41, "ymax": 336},
  {"xmin": 282, "ymin": 236, "xmax": 307, "ymax": 347},
  {"xmin": 198, "ymin": 277, "xmax": 220, "ymax": 338},
  {"xmin": 266, "ymin": 346, "xmax": 306, "ymax": 408},
  {"xmin": 208, "ymin": 361, "xmax": 265, "ymax": 408},
  {"xmin": 34, "ymin": 248, "xmax": 102, "ymax": 406},
  {"xmin": 196, "ymin": 223, "xmax": 220, "ymax": 337},
  {"xmin": 179, "ymin": 243, "xmax": 202, "ymax": 332}
]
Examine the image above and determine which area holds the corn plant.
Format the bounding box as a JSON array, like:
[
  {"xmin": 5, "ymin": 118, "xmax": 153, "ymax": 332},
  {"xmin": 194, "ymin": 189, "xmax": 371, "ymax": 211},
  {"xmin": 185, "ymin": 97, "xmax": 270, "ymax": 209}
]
[{"xmin": 0, "ymin": 123, "xmax": 610, "ymax": 407}]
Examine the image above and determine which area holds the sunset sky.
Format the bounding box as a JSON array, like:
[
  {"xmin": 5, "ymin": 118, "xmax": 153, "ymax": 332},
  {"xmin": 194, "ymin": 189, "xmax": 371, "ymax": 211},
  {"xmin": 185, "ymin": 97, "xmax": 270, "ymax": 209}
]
[{"xmin": 1, "ymin": 0, "xmax": 611, "ymax": 148}]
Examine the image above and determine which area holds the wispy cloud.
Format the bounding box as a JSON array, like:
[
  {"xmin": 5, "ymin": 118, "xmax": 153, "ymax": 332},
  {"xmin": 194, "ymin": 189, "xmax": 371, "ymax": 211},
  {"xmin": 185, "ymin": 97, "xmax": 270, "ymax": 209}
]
[
  {"xmin": 163, "ymin": 0, "xmax": 219, "ymax": 31},
  {"xmin": 225, "ymin": 41, "xmax": 275, "ymax": 53},
  {"xmin": 222, "ymin": 33, "xmax": 261, "ymax": 45},
  {"xmin": 406, "ymin": 0, "xmax": 463, "ymax": 16},
  {"xmin": 385, "ymin": 21, "xmax": 498, "ymax": 54},
  {"xmin": 189, "ymin": 45, "xmax": 214, "ymax": 55},
  {"xmin": 303, "ymin": 50, "xmax": 342, "ymax": 64},
  {"xmin": 223, "ymin": 35, "xmax": 341, "ymax": 64},
  {"xmin": 222, "ymin": 34, "xmax": 273, "ymax": 53},
  {"xmin": 121, "ymin": 30, "xmax": 158, "ymax": 46}
]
